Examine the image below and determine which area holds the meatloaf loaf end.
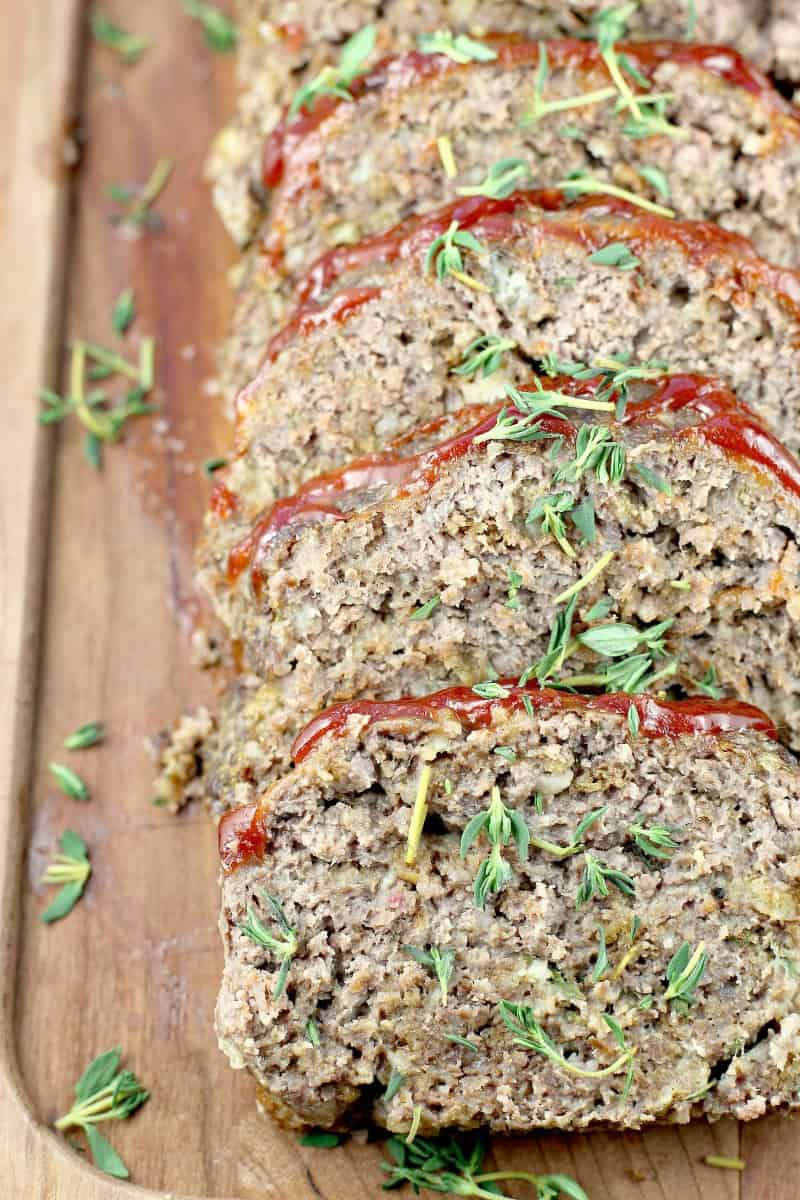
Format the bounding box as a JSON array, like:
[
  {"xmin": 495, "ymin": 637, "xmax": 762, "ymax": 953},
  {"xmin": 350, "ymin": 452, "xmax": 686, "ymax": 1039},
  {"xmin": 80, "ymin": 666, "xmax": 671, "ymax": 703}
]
[
  {"xmin": 198, "ymin": 373, "xmax": 800, "ymax": 807},
  {"xmin": 212, "ymin": 2, "xmax": 800, "ymax": 244},
  {"xmin": 215, "ymin": 684, "xmax": 800, "ymax": 1132},
  {"xmin": 218, "ymin": 192, "xmax": 800, "ymax": 504}
]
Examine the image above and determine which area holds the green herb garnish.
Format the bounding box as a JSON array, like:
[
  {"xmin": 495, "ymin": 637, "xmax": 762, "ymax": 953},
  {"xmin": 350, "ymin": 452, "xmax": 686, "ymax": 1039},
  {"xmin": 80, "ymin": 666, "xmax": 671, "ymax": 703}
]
[
  {"xmin": 203, "ymin": 456, "xmax": 228, "ymax": 476},
  {"xmin": 556, "ymin": 168, "xmax": 674, "ymax": 217},
  {"xmin": 109, "ymin": 158, "xmax": 173, "ymax": 231},
  {"xmin": 90, "ymin": 10, "xmax": 150, "ymax": 63},
  {"xmin": 627, "ymin": 704, "xmax": 640, "ymax": 737},
  {"xmin": 637, "ymin": 164, "xmax": 670, "ymax": 200},
  {"xmin": 493, "ymin": 746, "xmax": 518, "ymax": 763},
  {"xmin": 500, "ymin": 1001, "xmax": 635, "ymax": 1082},
  {"xmin": 290, "ymin": 25, "xmax": 375, "ymax": 116},
  {"xmin": 41, "ymin": 831, "xmax": 91, "ymax": 923},
  {"xmin": 183, "ymin": 1, "xmax": 236, "ymax": 52},
  {"xmin": 526, "ymin": 492, "xmax": 576, "ymax": 558},
  {"xmin": 588, "ymin": 242, "xmax": 641, "ymax": 271},
  {"xmin": 382, "ymin": 1129, "xmax": 588, "ymax": 1198},
  {"xmin": 410, "ymin": 595, "xmax": 441, "ymax": 620},
  {"xmin": 524, "ymin": 41, "xmax": 616, "ymax": 126},
  {"xmin": 460, "ymin": 786, "xmax": 529, "ymax": 907},
  {"xmin": 239, "ymin": 893, "xmax": 298, "ymax": 999},
  {"xmin": 403, "ymin": 944, "xmax": 456, "ymax": 1003},
  {"xmin": 55, "ymin": 1048, "xmax": 149, "ymax": 1178},
  {"xmin": 471, "ymin": 681, "xmax": 511, "ymax": 700},
  {"xmin": 444, "ymin": 1032, "xmax": 481, "ymax": 1053},
  {"xmin": 506, "ymin": 567, "xmax": 523, "ymax": 609},
  {"xmin": 457, "ymin": 157, "xmax": 530, "ymax": 200},
  {"xmin": 664, "ymin": 940, "xmax": 708, "ymax": 1005},
  {"xmin": 629, "ymin": 821, "xmax": 679, "ymax": 861},
  {"xmin": 592, "ymin": 927, "xmax": 609, "ymax": 982},
  {"xmin": 64, "ymin": 721, "xmax": 105, "ymax": 750},
  {"xmin": 305, "ymin": 1018, "xmax": 321, "ymax": 1046},
  {"xmin": 300, "ymin": 1130, "xmax": 344, "ymax": 1148},
  {"xmin": 417, "ymin": 30, "xmax": 497, "ymax": 64},
  {"xmin": 452, "ymin": 333, "xmax": 516, "ymax": 379},
  {"xmin": 553, "ymin": 425, "xmax": 626, "ymax": 485},
  {"xmin": 383, "ymin": 1068, "xmax": 405, "ymax": 1102},
  {"xmin": 632, "ymin": 462, "xmax": 672, "ymax": 493},
  {"xmin": 424, "ymin": 220, "xmax": 488, "ymax": 289},
  {"xmin": 576, "ymin": 854, "xmax": 635, "ymax": 907},
  {"xmin": 49, "ymin": 762, "xmax": 89, "ymax": 801},
  {"xmin": 112, "ymin": 290, "xmax": 136, "ymax": 335},
  {"xmin": 692, "ymin": 664, "xmax": 723, "ymax": 699}
]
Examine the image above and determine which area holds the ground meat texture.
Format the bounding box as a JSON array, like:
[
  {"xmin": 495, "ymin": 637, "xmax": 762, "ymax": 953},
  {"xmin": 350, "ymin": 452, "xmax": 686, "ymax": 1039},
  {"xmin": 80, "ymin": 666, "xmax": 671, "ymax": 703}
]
[
  {"xmin": 215, "ymin": 694, "xmax": 800, "ymax": 1132},
  {"xmin": 197, "ymin": 375, "xmax": 800, "ymax": 808},
  {"xmin": 210, "ymin": 194, "xmax": 800, "ymax": 530},
  {"xmin": 216, "ymin": 40, "xmax": 800, "ymax": 398},
  {"xmin": 211, "ymin": 2, "xmax": 800, "ymax": 245}
]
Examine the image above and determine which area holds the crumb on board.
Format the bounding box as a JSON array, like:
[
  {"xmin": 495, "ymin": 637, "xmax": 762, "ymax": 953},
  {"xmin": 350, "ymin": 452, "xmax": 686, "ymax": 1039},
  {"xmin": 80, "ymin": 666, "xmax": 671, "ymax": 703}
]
[
  {"xmin": 147, "ymin": 707, "xmax": 216, "ymax": 813},
  {"xmin": 189, "ymin": 627, "xmax": 222, "ymax": 668}
]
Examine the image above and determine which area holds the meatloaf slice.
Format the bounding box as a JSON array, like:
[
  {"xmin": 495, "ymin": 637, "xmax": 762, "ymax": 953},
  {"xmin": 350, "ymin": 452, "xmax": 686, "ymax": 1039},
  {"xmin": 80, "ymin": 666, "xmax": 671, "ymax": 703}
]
[
  {"xmin": 217, "ymin": 193, "xmax": 800, "ymax": 515},
  {"xmin": 212, "ymin": 3, "xmax": 800, "ymax": 244},
  {"xmin": 199, "ymin": 374, "xmax": 800, "ymax": 799},
  {"xmin": 215, "ymin": 684, "xmax": 800, "ymax": 1132}
]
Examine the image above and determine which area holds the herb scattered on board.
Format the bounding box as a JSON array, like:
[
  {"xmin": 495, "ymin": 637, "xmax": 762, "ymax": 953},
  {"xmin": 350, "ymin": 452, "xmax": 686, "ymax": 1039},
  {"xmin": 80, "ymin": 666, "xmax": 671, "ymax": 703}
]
[
  {"xmin": 203, "ymin": 456, "xmax": 228, "ymax": 476},
  {"xmin": 452, "ymin": 333, "xmax": 517, "ymax": 379},
  {"xmin": 112, "ymin": 289, "xmax": 136, "ymax": 335},
  {"xmin": 41, "ymin": 831, "xmax": 91, "ymax": 924},
  {"xmin": 457, "ymin": 157, "xmax": 531, "ymax": 200},
  {"xmin": 704, "ymin": 1156, "xmax": 745, "ymax": 1171},
  {"xmin": 239, "ymin": 892, "xmax": 298, "ymax": 999},
  {"xmin": 424, "ymin": 220, "xmax": 489, "ymax": 290},
  {"xmin": 460, "ymin": 786, "xmax": 530, "ymax": 907},
  {"xmin": 38, "ymin": 338, "xmax": 158, "ymax": 469},
  {"xmin": 183, "ymin": 1, "xmax": 237, "ymax": 52},
  {"xmin": 54, "ymin": 1048, "xmax": 149, "ymax": 1179},
  {"xmin": 403, "ymin": 944, "xmax": 456, "ymax": 1003},
  {"xmin": 49, "ymin": 762, "xmax": 89, "ymax": 801},
  {"xmin": 64, "ymin": 721, "xmax": 105, "ymax": 750},
  {"xmin": 382, "ymin": 1128, "xmax": 589, "ymax": 1198},
  {"xmin": 89, "ymin": 10, "xmax": 151, "ymax": 64},
  {"xmin": 500, "ymin": 1002, "xmax": 635, "ymax": 1088},
  {"xmin": 108, "ymin": 157, "xmax": 173, "ymax": 232},
  {"xmin": 417, "ymin": 30, "xmax": 497, "ymax": 64},
  {"xmin": 300, "ymin": 1130, "xmax": 345, "ymax": 1148},
  {"xmin": 664, "ymin": 940, "xmax": 708, "ymax": 1007},
  {"xmin": 290, "ymin": 25, "xmax": 376, "ymax": 116}
]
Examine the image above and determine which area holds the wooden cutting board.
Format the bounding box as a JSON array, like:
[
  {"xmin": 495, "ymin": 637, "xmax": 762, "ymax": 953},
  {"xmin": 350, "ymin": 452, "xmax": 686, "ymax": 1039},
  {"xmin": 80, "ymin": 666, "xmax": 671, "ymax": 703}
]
[{"xmin": 1, "ymin": 1, "xmax": 796, "ymax": 1196}]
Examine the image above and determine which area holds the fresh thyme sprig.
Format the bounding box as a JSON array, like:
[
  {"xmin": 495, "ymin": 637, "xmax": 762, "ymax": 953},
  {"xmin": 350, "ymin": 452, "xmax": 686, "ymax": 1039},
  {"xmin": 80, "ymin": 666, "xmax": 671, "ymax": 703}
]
[
  {"xmin": 457, "ymin": 157, "xmax": 531, "ymax": 200},
  {"xmin": 290, "ymin": 25, "xmax": 376, "ymax": 116},
  {"xmin": 239, "ymin": 892, "xmax": 298, "ymax": 999},
  {"xmin": 553, "ymin": 424, "xmax": 626, "ymax": 485},
  {"xmin": 692, "ymin": 664, "xmax": 723, "ymax": 699},
  {"xmin": 473, "ymin": 379, "xmax": 615, "ymax": 445},
  {"xmin": 55, "ymin": 1048, "xmax": 149, "ymax": 1179},
  {"xmin": 90, "ymin": 10, "xmax": 150, "ymax": 63},
  {"xmin": 540, "ymin": 350, "xmax": 669, "ymax": 419},
  {"xmin": 417, "ymin": 30, "xmax": 497, "ymax": 64},
  {"xmin": 524, "ymin": 42, "xmax": 617, "ymax": 126},
  {"xmin": 499, "ymin": 1001, "xmax": 635, "ymax": 1083},
  {"xmin": 109, "ymin": 157, "xmax": 173, "ymax": 231},
  {"xmin": 410, "ymin": 595, "xmax": 441, "ymax": 620},
  {"xmin": 183, "ymin": 1, "xmax": 236, "ymax": 52},
  {"xmin": 460, "ymin": 786, "xmax": 530, "ymax": 907},
  {"xmin": 576, "ymin": 853, "xmax": 636, "ymax": 907},
  {"xmin": 112, "ymin": 290, "xmax": 136, "ymax": 335},
  {"xmin": 556, "ymin": 168, "xmax": 675, "ymax": 218},
  {"xmin": 506, "ymin": 567, "xmax": 523, "ymax": 610},
  {"xmin": 664, "ymin": 940, "xmax": 708, "ymax": 1006},
  {"xmin": 594, "ymin": 3, "xmax": 645, "ymax": 123},
  {"xmin": 403, "ymin": 944, "xmax": 456, "ymax": 1003},
  {"xmin": 529, "ymin": 805, "xmax": 608, "ymax": 860},
  {"xmin": 382, "ymin": 1128, "xmax": 588, "ymax": 1198},
  {"xmin": 41, "ymin": 831, "xmax": 91, "ymax": 924},
  {"xmin": 452, "ymin": 333, "xmax": 517, "ymax": 379},
  {"xmin": 526, "ymin": 492, "xmax": 577, "ymax": 557},
  {"xmin": 628, "ymin": 821, "xmax": 680, "ymax": 861},
  {"xmin": 424, "ymin": 221, "xmax": 489, "ymax": 289}
]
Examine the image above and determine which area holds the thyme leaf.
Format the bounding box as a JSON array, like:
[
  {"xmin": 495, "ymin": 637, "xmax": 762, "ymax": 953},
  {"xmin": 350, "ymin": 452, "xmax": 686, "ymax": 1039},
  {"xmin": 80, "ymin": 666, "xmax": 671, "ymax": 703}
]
[
  {"xmin": 452, "ymin": 333, "xmax": 516, "ymax": 379},
  {"xmin": 41, "ymin": 831, "xmax": 92, "ymax": 923},
  {"xmin": 239, "ymin": 892, "xmax": 298, "ymax": 999},
  {"xmin": 556, "ymin": 168, "xmax": 675, "ymax": 218},
  {"xmin": 183, "ymin": 1, "xmax": 236, "ymax": 52},
  {"xmin": 424, "ymin": 220, "xmax": 488, "ymax": 288},
  {"xmin": 499, "ymin": 1001, "xmax": 635, "ymax": 1081},
  {"xmin": 506, "ymin": 567, "xmax": 524, "ymax": 610},
  {"xmin": 90, "ymin": 11, "xmax": 150, "ymax": 63},
  {"xmin": 290, "ymin": 25, "xmax": 376, "ymax": 116},
  {"xmin": 383, "ymin": 1068, "xmax": 405, "ymax": 1102},
  {"xmin": 460, "ymin": 786, "xmax": 529, "ymax": 907},
  {"xmin": 576, "ymin": 853, "xmax": 636, "ymax": 907},
  {"xmin": 64, "ymin": 721, "xmax": 105, "ymax": 750},
  {"xmin": 692, "ymin": 664, "xmax": 723, "ymax": 699},
  {"xmin": 664, "ymin": 940, "xmax": 708, "ymax": 1005},
  {"xmin": 417, "ymin": 30, "xmax": 497, "ymax": 64},
  {"xmin": 629, "ymin": 821, "xmax": 679, "ymax": 860},
  {"xmin": 457, "ymin": 157, "xmax": 531, "ymax": 200},
  {"xmin": 109, "ymin": 158, "xmax": 173, "ymax": 231},
  {"xmin": 526, "ymin": 492, "xmax": 576, "ymax": 558},
  {"xmin": 403, "ymin": 944, "xmax": 456, "ymax": 1003},
  {"xmin": 410, "ymin": 595, "xmax": 441, "ymax": 620},
  {"xmin": 524, "ymin": 41, "xmax": 616, "ymax": 126},
  {"xmin": 112, "ymin": 290, "xmax": 136, "ymax": 336},
  {"xmin": 49, "ymin": 762, "xmax": 89, "ymax": 801},
  {"xmin": 552, "ymin": 424, "xmax": 626, "ymax": 485},
  {"xmin": 588, "ymin": 242, "xmax": 641, "ymax": 271},
  {"xmin": 54, "ymin": 1048, "xmax": 149, "ymax": 1178}
]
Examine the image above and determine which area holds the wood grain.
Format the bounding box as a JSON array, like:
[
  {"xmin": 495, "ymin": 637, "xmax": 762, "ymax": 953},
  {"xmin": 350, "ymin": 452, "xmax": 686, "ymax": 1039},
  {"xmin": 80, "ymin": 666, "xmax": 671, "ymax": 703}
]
[{"xmin": 1, "ymin": 0, "xmax": 796, "ymax": 1196}]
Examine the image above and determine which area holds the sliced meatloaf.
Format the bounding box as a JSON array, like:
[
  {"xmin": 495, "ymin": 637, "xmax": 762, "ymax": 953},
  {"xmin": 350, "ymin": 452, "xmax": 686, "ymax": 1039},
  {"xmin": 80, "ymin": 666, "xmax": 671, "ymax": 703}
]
[
  {"xmin": 218, "ymin": 37, "xmax": 800, "ymax": 389},
  {"xmin": 212, "ymin": 3, "xmax": 800, "ymax": 244},
  {"xmin": 214, "ymin": 193, "xmax": 800, "ymax": 515},
  {"xmin": 215, "ymin": 683, "xmax": 800, "ymax": 1132},
  {"xmin": 198, "ymin": 374, "xmax": 800, "ymax": 809}
]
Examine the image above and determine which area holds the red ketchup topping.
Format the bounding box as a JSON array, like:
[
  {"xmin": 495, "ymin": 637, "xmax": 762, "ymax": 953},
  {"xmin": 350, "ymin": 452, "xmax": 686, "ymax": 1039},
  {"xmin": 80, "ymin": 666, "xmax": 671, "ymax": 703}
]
[
  {"xmin": 218, "ymin": 802, "xmax": 269, "ymax": 872},
  {"xmin": 290, "ymin": 680, "xmax": 778, "ymax": 765},
  {"xmin": 263, "ymin": 38, "xmax": 798, "ymax": 191},
  {"xmin": 209, "ymin": 482, "xmax": 239, "ymax": 520},
  {"xmin": 224, "ymin": 373, "xmax": 800, "ymax": 588},
  {"xmin": 256, "ymin": 190, "xmax": 800, "ymax": 369}
]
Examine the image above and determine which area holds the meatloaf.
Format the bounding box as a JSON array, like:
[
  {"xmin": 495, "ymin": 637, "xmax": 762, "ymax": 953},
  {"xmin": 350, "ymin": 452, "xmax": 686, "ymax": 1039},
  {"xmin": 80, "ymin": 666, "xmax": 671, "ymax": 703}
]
[
  {"xmin": 198, "ymin": 373, "xmax": 800, "ymax": 815},
  {"xmin": 212, "ymin": 3, "xmax": 800, "ymax": 245},
  {"xmin": 214, "ymin": 193, "xmax": 800, "ymax": 520},
  {"xmin": 215, "ymin": 683, "xmax": 800, "ymax": 1132}
]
